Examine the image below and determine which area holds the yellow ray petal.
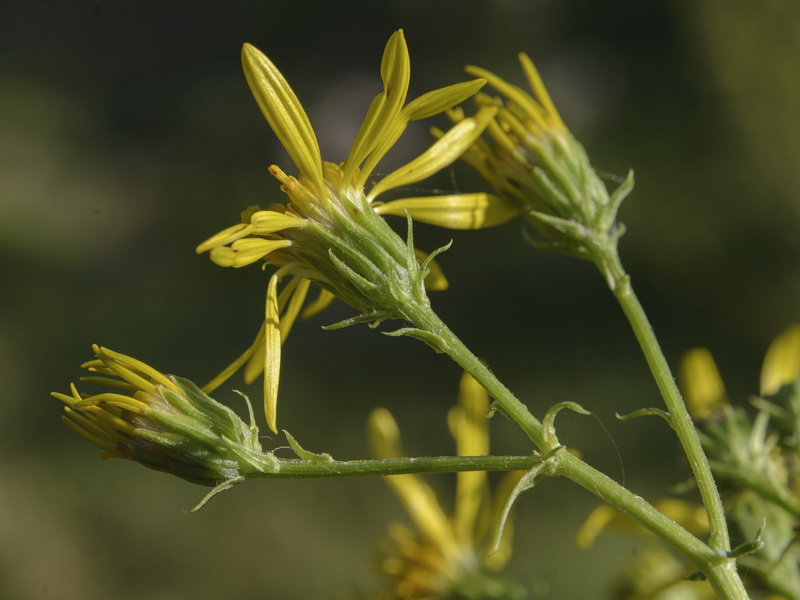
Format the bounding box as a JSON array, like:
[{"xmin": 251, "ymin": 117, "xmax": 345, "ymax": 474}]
[
  {"xmin": 241, "ymin": 43, "xmax": 325, "ymax": 194},
  {"xmin": 92, "ymin": 346, "xmax": 175, "ymax": 394},
  {"xmin": 209, "ymin": 238, "xmax": 292, "ymax": 268},
  {"xmin": 202, "ymin": 324, "xmax": 265, "ymax": 394},
  {"xmin": 466, "ymin": 64, "xmax": 552, "ymax": 134},
  {"xmin": 402, "ymin": 79, "xmax": 486, "ymax": 122},
  {"xmin": 264, "ymin": 274, "xmax": 281, "ymax": 433},
  {"xmin": 279, "ymin": 278, "xmax": 311, "ymax": 342},
  {"xmin": 196, "ymin": 223, "xmax": 253, "ymax": 254},
  {"xmin": 300, "ymin": 287, "xmax": 336, "ymax": 320},
  {"xmin": 346, "ymin": 30, "xmax": 410, "ymax": 184},
  {"xmin": 367, "ymin": 106, "xmax": 498, "ymax": 202},
  {"xmin": 249, "ymin": 210, "xmax": 307, "ymax": 235},
  {"xmin": 517, "ymin": 53, "xmax": 565, "ymax": 131},
  {"xmin": 449, "ymin": 373, "xmax": 490, "ymax": 547},
  {"xmin": 376, "ymin": 193, "xmax": 518, "ymax": 230},
  {"xmin": 761, "ymin": 324, "xmax": 800, "ymax": 396}
]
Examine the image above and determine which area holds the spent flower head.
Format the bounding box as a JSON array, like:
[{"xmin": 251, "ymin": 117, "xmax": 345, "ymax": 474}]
[
  {"xmin": 451, "ymin": 55, "xmax": 633, "ymax": 263},
  {"xmin": 197, "ymin": 30, "xmax": 515, "ymax": 433},
  {"xmin": 368, "ymin": 373, "xmax": 527, "ymax": 600},
  {"xmin": 52, "ymin": 345, "xmax": 270, "ymax": 487}
]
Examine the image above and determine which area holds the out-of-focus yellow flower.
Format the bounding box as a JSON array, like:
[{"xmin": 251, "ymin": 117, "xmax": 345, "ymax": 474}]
[
  {"xmin": 198, "ymin": 30, "xmax": 514, "ymax": 433},
  {"xmin": 52, "ymin": 345, "xmax": 269, "ymax": 487},
  {"xmin": 680, "ymin": 347, "xmax": 729, "ymax": 420},
  {"xmin": 368, "ymin": 373, "xmax": 526, "ymax": 600}
]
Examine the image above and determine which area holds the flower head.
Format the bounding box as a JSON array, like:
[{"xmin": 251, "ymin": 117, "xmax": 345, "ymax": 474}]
[
  {"xmin": 368, "ymin": 373, "xmax": 527, "ymax": 600},
  {"xmin": 52, "ymin": 345, "xmax": 269, "ymax": 487},
  {"xmin": 197, "ymin": 30, "xmax": 516, "ymax": 433},
  {"xmin": 451, "ymin": 55, "xmax": 633, "ymax": 261}
]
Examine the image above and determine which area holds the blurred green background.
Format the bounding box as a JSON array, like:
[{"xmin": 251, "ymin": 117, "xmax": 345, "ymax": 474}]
[{"xmin": 2, "ymin": 0, "xmax": 800, "ymax": 598}]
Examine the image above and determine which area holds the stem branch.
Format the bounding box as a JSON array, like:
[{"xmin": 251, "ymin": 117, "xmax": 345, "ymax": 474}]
[{"xmin": 592, "ymin": 241, "xmax": 731, "ymax": 553}]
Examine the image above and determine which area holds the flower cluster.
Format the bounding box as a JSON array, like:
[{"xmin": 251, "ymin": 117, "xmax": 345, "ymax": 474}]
[{"xmin": 196, "ymin": 30, "xmax": 516, "ymax": 432}]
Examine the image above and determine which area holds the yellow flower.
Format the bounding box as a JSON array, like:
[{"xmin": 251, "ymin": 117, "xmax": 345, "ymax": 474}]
[
  {"xmin": 679, "ymin": 347, "xmax": 729, "ymax": 420},
  {"xmin": 51, "ymin": 345, "xmax": 268, "ymax": 486},
  {"xmin": 198, "ymin": 30, "xmax": 516, "ymax": 433},
  {"xmin": 368, "ymin": 373, "xmax": 526, "ymax": 600},
  {"xmin": 451, "ymin": 54, "xmax": 633, "ymax": 260}
]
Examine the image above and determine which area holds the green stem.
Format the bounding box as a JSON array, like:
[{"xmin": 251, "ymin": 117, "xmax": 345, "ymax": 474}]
[
  {"xmin": 403, "ymin": 299, "xmax": 748, "ymax": 600},
  {"xmin": 257, "ymin": 454, "xmax": 544, "ymax": 478},
  {"xmin": 591, "ymin": 241, "xmax": 731, "ymax": 553}
]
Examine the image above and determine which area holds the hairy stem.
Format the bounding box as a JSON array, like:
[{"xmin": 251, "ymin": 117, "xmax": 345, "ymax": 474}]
[
  {"xmin": 256, "ymin": 454, "xmax": 545, "ymax": 478},
  {"xmin": 591, "ymin": 240, "xmax": 730, "ymax": 553}
]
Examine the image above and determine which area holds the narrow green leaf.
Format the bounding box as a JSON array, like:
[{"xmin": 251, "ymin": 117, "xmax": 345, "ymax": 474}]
[
  {"xmin": 616, "ymin": 407, "xmax": 672, "ymax": 423},
  {"xmin": 284, "ymin": 430, "xmax": 334, "ymax": 462},
  {"xmin": 186, "ymin": 476, "xmax": 245, "ymax": 513},
  {"xmin": 543, "ymin": 401, "xmax": 591, "ymax": 444},
  {"xmin": 383, "ymin": 328, "xmax": 447, "ymax": 353}
]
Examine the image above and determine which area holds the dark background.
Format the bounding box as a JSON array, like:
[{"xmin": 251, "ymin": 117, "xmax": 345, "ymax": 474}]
[{"xmin": 2, "ymin": 1, "xmax": 799, "ymax": 598}]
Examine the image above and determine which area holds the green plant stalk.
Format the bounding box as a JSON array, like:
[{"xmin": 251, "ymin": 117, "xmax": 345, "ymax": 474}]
[
  {"xmin": 261, "ymin": 455, "xmax": 544, "ymax": 477},
  {"xmin": 589, "ymin": 239, "xmax": 731, "ymax": 554},
  {"xmin": 402, "ymin": 299, "xmax": 749, "ymax": 600}
]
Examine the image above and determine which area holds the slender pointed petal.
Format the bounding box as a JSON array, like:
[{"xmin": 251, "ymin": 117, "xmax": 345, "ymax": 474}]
[
  {"xmin": 264, "ymin": 274, "xmax": 281, "ymax": 433},
  {"xmin": 401, "ymin": 79, "xmax": 485, "ymax": 121},
  {"xmin": 300, "ymin": 287, "xmax": 336, "ymax": 319},
  {"xmin": 345, "ymin": 30, "xmax": 410, "ymax": 183},
  {"xmin": 367, "ymin": 106, "xmax": 498, "ymax": 201},
  {"xmin": 449, "ymin": 372, "xmax": 490, "ymax": 547},
  {"xmin": 241, "ymin": 43, "xmax": 325, "ymax": 193},
  {"xmin": 376, "ymin": 193, "xmax": 518, "ymax": 230},
  {"xmin": 518, "ymin": 53, "xmax": 565, "ymax": 130},
  {"xmin": 202, "ymin": 325, "xmax": 265, "ymax": 394}
]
